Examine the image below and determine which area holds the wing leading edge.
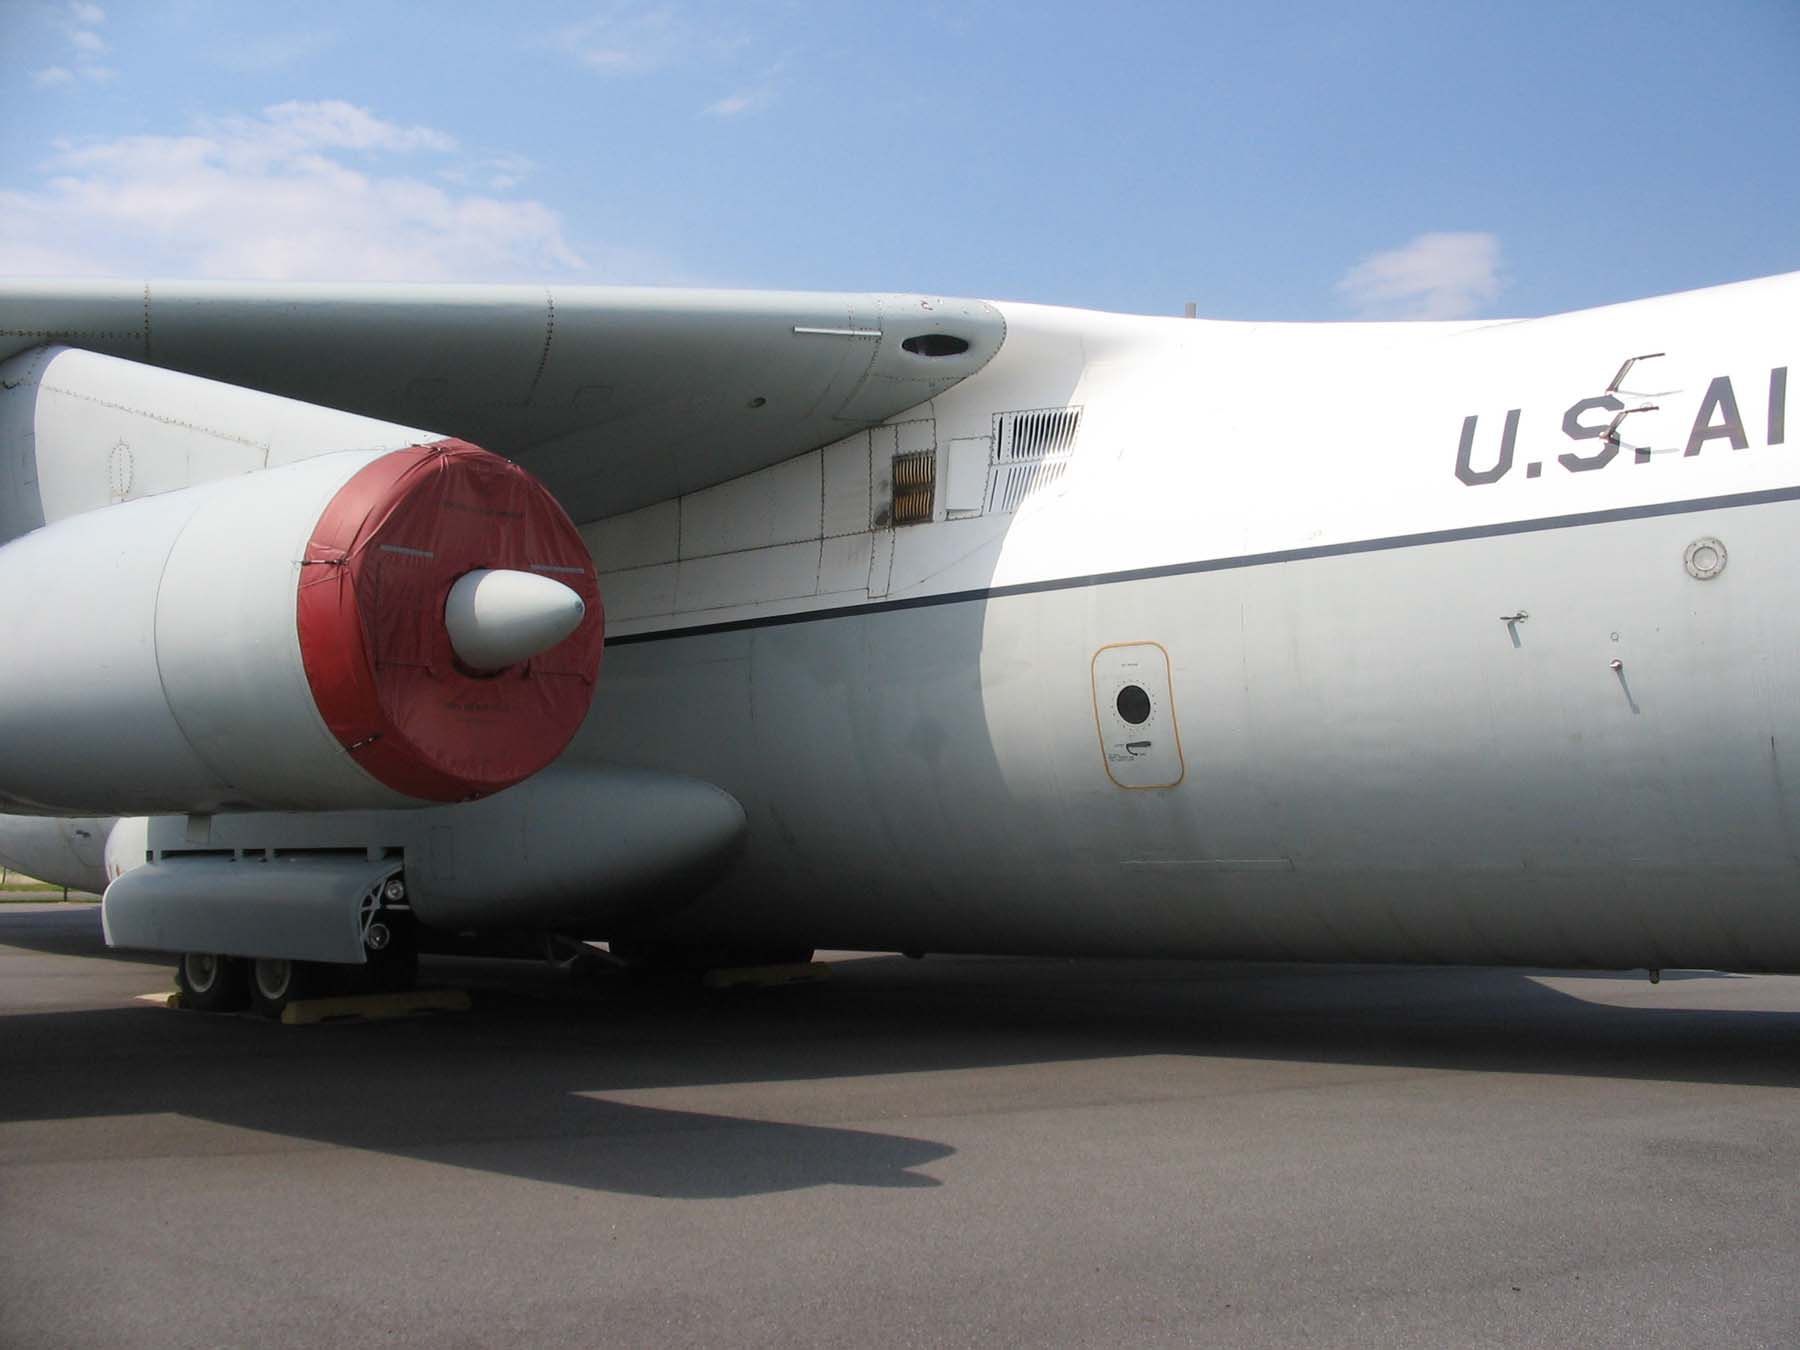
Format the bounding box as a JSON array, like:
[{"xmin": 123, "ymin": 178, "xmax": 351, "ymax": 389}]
[{"xmin": 0, "ymin": 280, "xmax": 1006, "ymax": 522}]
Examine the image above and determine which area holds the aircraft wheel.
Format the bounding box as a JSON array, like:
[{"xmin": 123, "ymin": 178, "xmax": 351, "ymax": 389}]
[
  {"xmin": 174, "ymin": 952, "xmax": 249, "ymax": 1012},
  {"xmin": 248, "ymin": 957, "xmax": 321, "ymax": 1019}
]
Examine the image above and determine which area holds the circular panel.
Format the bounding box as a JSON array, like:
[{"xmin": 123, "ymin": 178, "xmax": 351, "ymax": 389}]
[
  {"xmin": 1684, "ymin": 537, "xmax": 1727, "ymax": 580},
  {"xmin": 1116, "ymin": 684, "xmax": 1152, "ymax": 725}
]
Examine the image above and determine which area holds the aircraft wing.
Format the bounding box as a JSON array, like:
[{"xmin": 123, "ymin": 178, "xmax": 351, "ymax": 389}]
[{"xmin": 0, "ymin": 279, "xmax": 1005, "ymax": 523}]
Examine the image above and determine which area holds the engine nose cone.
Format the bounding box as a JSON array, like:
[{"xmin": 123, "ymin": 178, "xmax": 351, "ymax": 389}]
[{"xmin": 445, "ymin": 568, "xmax": 587, "ymax": 672}]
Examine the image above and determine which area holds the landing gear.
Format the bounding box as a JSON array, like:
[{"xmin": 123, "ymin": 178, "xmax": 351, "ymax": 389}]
[
  {"xmin": 174, "ymin": 952, "xmax": 249, "ymax": 1012},
  {"xmin": 169, "ymin": 871, "xmax": 422, "ymax": 1019},
  {"xmin": 245, "ymin": 943, "xmax": 418, "ymax": 1019},
  {"xmin": 355, "ymin": 879, "xmax": 418, "ymax": 995},
  {"xmin": 248, "ymin": 957, "xmax": 321, "ymax": 1019},
  {"xmin": 359, "ymin": 896, "xmax": 418, "ymax": 994}
]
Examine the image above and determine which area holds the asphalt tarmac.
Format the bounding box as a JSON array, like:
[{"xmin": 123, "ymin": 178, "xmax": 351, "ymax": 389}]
[{"xmin": 3, "ymin": 902, "xmax": 1798, "ymax": 1349}]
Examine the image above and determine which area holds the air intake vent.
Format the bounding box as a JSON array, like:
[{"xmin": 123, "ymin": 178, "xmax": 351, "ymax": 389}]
[
  {"xmin": 892, "ymin": 449, "xmax": 936, "ymax": 525},
  {"xmin": 996, "ymin": 407, "xmax": 1081, "ymax": 461},
  {"xmin": 902, "ymin": 333, "xmax": 971, "ymax": 358},
  {"xmin": 986, "ymin": 407, "xmax": 1082, "ymax": 514}
]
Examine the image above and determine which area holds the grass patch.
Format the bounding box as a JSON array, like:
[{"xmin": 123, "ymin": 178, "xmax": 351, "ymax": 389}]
[{"xmin": 0, "ymin": 877, "xmax": 98, "ymax": 901}]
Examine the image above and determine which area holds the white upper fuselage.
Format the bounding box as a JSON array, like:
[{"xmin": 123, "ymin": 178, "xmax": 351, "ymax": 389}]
[{"xmin": 592, "ymin": 276, "xmax": 1795, "ymax": 640}]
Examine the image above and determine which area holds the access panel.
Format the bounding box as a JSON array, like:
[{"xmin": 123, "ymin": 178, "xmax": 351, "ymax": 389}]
[{"xmin": 1090, "ymin": 641, "xmax": 1185, "ymax": 789}]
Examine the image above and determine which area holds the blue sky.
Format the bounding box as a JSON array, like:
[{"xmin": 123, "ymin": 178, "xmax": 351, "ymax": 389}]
[{"xmin": 1, "ymin": 0, "xmax": 1795, "ymax": 319}]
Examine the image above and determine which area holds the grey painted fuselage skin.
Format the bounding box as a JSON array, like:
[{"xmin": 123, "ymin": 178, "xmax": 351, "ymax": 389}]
[
  {"xmin": 580, "ymin": 276, "xmax": 1800, "ymax": 972},
  {"xmin": 590, "ymin": 502, "xmax": 1800, "ymax": 972}
]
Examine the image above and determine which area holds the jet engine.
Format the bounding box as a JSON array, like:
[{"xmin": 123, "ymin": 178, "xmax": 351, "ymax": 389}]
[{"xmin": 0, "ymin": 420, "xmax": 603, "ymax": 816}]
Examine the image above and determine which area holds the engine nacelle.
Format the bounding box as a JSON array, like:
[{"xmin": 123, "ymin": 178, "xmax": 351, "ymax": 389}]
[
  {"xmin": 0, "ymin": 439, "xmax": 603, "ymax": 815},
  {"xmin": 0, "ymin": 813, "xmax": 113, "ymax": 893}
]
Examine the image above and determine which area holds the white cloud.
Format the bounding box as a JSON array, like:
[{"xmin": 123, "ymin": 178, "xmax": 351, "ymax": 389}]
[
  {"xmin": 36, "ymin": 0, "xmax": 111, "ymax": 88},
  {"xmin": 1335, "ymin": 231, "xmax": 1504, "ymax": 320},
  {"xmin": 439, "ymin": 152, "xmax": 538, "ymax": 192},
  {"xmin": 550, "ymin": 4, "xmax": 752, "ymax": 75},
  {"xmin": 0, "ymin": 102, "xmax": 599, "ymax": 283},
  {"xmin": 258, "ymin": 100, "xmax": 457, "ymax": 153},
  {"xmin": 554, "ymin": 5, "xmax": 689, "ymax": 74},
  {"xmin": 702, "ymin": 57, "xmax": 787, "ymax": 118},
  {"xmin": 704, "ymin": 88, "xmax": 772, "ymax": 117}
]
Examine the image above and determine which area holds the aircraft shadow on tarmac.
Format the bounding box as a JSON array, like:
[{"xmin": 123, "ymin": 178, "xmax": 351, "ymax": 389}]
[
  {"xmin": 3, "ymin": 907, "xmax": 1799, "ymax": 1199},
  {"xmin": 0, "ymin": 904, "xmax": 146, "ymax": 963}
]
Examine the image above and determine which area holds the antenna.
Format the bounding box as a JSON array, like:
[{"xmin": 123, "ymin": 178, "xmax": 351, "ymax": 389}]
[{"xmin": 1607, "ymin": 352, "xmax": 1665, "ymax": 395}]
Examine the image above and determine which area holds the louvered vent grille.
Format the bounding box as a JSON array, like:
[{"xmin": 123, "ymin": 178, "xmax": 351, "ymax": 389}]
[
  {"xmin": 892, "ymin": 450, "xmax": 936, "ymax": 525},
  {"xmin": 988, "ymin": 460, "xmax": 1065, "ymax": 514},
  {"xmin": 986, "ymin": 407, "xmax": 1082, "ymax": 514},
  {"xmin": 996, "ymin": 407, "xmax": 1081, "ymax": 461}
]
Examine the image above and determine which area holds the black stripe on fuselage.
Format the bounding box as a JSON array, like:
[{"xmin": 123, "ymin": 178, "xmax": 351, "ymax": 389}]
[{"xmin": 602, "ymin": 482, "xmax": 1800, "ymax": 648}]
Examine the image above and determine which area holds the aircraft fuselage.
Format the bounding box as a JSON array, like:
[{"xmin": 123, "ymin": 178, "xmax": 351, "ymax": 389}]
[{"xmin": 583, "ymin": 276, "xmax": 1800, "ymax": 970}]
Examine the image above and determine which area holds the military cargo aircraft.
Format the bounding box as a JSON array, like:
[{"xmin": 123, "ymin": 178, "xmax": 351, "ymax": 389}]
[{"xmin": 0, "ymin": 273, "xmax": 1792, "ymax": 1014}]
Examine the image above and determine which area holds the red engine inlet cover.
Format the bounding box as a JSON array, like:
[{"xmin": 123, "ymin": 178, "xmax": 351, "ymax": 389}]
[{"xmin": 296, "ymin": 440, "xmax": 604, "ymax": 801}]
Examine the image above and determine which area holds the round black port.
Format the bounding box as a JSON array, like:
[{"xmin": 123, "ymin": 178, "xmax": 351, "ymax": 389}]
[
  {"xmin": 1115, "ymin": 684, "xmax": 1152, "ymax": 725},
  {"xmin": 747, "ymin": 396, "xmax": 767, "ymax": 408},
  {"xmin": 902, "ymin": 333, "xmax": 971, "ymax": 358}
]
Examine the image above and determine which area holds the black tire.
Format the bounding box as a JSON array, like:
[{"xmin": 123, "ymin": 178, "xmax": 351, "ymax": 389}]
[
  {"xmin": 248, "ymin": 957, "xmax": 325, "ymax": 1019},
  {"xmin": 174, "ymin": 953, "xmax": 249, "ymax": 1012}
]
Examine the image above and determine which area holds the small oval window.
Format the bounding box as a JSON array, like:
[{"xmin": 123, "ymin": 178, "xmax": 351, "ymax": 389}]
[
  {"xmin": 901, "ymin": 333, "xmax": 970, "ymax": 358},
  {"xmin": 1115, "ymin": 685, "xmax": 1152, "ymax": 725}
]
